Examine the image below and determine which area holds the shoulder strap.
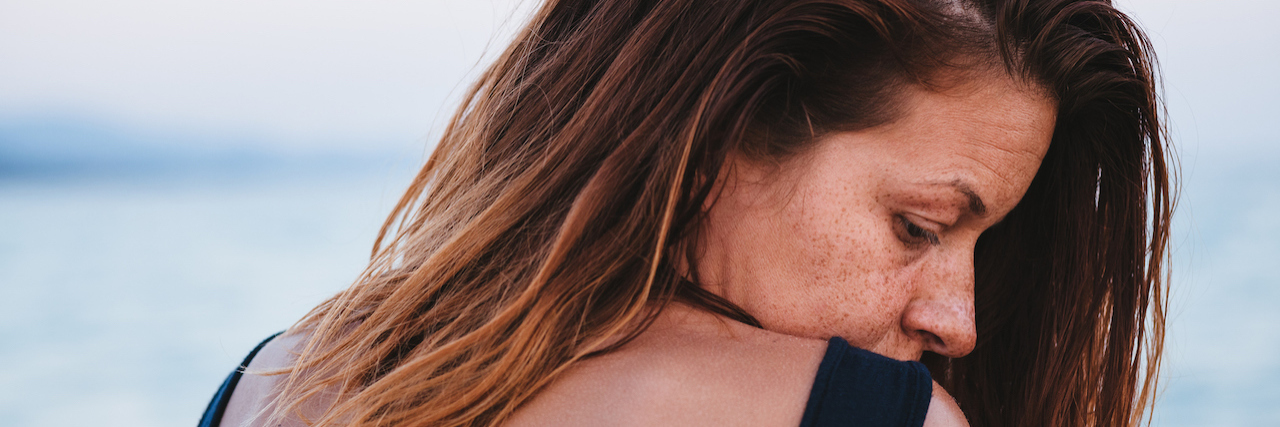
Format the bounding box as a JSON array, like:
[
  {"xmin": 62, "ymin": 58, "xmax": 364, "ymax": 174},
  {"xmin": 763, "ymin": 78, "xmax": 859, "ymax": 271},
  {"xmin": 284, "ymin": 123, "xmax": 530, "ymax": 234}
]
[
  {"xmin": 198, "ymin": 331, "xmax": 286, "ymax": 427},
  {"xmin": 799, "ymin": 337, "xmax": 932, "ymax": 427}
]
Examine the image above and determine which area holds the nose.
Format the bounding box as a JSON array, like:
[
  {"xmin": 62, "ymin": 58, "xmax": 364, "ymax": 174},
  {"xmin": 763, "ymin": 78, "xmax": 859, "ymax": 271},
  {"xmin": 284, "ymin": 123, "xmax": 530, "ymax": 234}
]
[{"xmin": 900, "ymin": 252, "xmax": 977, "ymax": 358}]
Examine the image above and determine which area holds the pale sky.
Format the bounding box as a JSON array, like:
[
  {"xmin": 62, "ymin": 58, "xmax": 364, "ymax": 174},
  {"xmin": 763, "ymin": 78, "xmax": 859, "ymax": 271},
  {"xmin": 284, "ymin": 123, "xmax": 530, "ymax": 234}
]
[
  {"xmin": 0, "ymin": 0, "xmax": 1275, "ymax": 157},
  {"xmin": 0, "ymin": 0, "xmax": 537, "ymax": 150}
]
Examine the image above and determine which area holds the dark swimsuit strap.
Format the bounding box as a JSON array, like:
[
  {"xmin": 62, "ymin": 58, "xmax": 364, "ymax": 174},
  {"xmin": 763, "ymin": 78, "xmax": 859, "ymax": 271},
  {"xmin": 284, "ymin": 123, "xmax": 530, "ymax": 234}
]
[
  {"xmin": 799, "ymin": 337, "xmax": 933, "ymax": 427},
  {"xmin": 198, "ymin": 331, "xmax": 285, "ymax": 427}
]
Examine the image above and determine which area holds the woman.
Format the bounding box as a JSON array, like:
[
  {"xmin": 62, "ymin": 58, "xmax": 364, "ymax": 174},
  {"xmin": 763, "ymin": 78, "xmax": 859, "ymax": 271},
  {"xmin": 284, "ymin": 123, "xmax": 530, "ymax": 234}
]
[{"xmin": 200, "ymin": 0, "xmax": 1172, "ymax": 426}]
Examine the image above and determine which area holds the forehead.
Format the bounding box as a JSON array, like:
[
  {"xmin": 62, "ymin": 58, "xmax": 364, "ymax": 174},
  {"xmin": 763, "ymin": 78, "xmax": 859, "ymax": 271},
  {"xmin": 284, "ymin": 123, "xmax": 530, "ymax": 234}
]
[{"xmin": 856, "ymin": 74, "xmax": 1057, "ymax": 212}]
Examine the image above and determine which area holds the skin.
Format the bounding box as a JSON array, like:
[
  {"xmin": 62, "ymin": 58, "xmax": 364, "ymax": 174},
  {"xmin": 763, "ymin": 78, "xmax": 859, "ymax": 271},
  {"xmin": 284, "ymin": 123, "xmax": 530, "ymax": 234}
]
[
  {"xmin": 698, "ymin": 72, "xmax": 1055, "ymax": 361},
  {"xmin": 223, "ymin": 72, "xmax": 1055, "ymax": 427},
  {"xmin": 511, "ymin": 72, "xmax": 1055, "ymax": 426}
]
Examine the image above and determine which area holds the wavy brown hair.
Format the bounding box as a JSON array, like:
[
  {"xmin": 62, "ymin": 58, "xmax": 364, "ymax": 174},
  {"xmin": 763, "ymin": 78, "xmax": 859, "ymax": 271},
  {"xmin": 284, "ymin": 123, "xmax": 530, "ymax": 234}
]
[{"xmin": 268, "ymin": 0, "xmax": 1172, "ymax": 426}]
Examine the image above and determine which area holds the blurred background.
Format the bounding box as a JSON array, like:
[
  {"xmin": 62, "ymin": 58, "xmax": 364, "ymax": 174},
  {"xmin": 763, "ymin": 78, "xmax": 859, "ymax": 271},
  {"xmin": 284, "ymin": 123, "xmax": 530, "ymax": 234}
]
[{"xmin": 0, "ymin": 0, "xmax": 1274, "ymax": 426}]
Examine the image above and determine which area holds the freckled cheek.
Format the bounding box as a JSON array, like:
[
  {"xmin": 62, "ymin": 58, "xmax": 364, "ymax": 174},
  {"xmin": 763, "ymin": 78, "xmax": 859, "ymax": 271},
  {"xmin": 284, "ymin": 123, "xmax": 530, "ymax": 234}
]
[
  {"xmin": 783, "ymin": 208, "xmax": 912, "ymax": 342},
  {"xmin": 839, "ymin": 256, "xmax": 925, "ymax": 345}
]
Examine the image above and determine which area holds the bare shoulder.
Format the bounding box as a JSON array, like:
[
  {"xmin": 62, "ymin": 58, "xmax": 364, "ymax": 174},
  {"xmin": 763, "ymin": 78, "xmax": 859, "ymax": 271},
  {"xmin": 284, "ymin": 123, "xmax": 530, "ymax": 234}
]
[
  {"xmin": 221, "ymin": 331, "xmax": 330, "ymax": 427},
  {"xmin": 505, "ymin": 304, "xmax": 829, "ymax": 427},
  {"xmin": 923, "ymin": 381, "xmax": 970, "ymax": 427}
]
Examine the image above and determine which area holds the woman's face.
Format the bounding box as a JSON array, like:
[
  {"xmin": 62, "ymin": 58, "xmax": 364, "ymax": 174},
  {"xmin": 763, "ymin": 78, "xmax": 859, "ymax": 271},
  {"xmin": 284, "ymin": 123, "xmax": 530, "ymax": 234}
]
[{"xmin": 699, "ymin": 73, "xmax": 1055, "ymax": 361}]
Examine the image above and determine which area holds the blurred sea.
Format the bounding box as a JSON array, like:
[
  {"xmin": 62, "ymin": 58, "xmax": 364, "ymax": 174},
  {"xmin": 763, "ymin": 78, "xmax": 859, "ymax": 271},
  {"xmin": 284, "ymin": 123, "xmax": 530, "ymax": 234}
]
[
  {"xmin": 0, "ymin": 119, "xmax": 419, "ymax": 426},
  {"xmin": 0, "ymin": 119, "xmax": 1277, "ymax": 426}
]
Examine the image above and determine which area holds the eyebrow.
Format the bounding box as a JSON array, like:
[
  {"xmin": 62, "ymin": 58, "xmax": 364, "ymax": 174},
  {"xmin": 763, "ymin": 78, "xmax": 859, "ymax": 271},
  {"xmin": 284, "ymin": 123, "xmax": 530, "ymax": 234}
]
[{"xmin": 948, "ymin": 180, "xmax": 988, "ymax": 217}]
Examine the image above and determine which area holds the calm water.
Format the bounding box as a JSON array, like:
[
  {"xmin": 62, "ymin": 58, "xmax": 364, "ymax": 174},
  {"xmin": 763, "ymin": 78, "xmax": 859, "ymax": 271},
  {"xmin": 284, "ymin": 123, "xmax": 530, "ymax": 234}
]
[
  {"xmin": 0, "ymin": 153, "xmax": 1276, "ymax": 426},
  {"xmin": 0, "ymin": 168, "xmax": 406, "ymax": 427}
]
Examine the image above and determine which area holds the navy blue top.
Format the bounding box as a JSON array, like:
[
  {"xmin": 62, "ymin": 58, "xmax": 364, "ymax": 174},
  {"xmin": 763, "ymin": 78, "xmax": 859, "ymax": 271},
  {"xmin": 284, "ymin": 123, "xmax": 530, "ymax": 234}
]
[
  {"xmin": 199, "ymin": 335, "xmax": 931, "ymax": 427},
  {"xmin": 799, "ymin": 337, "xmax": 932, "ymax": 427}
]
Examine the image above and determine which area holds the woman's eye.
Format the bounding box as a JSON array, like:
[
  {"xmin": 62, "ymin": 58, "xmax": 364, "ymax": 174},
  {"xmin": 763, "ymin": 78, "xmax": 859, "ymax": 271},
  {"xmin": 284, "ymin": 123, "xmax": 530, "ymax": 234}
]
[{"xmin": 896, "ymin": 215, "xmax": 941, "ymax": 246}]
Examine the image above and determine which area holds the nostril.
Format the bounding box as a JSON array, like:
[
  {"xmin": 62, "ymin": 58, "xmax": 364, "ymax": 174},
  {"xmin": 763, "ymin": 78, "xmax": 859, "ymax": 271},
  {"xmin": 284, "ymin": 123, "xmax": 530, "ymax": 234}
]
[
  {"xmin": 901, "ymin": 299, "xmax": 977, "ymax": 358},
  {"xmin": 917, "ymin": 330, "xmax": 944, "ymax": 353}
]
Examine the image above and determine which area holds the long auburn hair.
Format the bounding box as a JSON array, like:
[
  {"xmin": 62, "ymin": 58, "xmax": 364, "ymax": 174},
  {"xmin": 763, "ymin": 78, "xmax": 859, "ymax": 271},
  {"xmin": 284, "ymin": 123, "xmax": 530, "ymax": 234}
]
[{"xmin": 269, "ymin": 0, "xmax": 1172, "ymax": 426}]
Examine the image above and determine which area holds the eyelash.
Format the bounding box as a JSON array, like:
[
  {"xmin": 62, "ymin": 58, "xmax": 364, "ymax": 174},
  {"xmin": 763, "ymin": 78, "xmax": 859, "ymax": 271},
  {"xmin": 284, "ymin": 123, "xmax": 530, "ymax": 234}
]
[{"xmin": 895, "ymin": 215, "xmax": 941, "ymax": 246}]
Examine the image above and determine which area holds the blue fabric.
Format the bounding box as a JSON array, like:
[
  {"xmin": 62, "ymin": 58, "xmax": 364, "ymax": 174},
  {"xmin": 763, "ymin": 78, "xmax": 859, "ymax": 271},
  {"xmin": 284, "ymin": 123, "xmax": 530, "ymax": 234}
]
[
  {"xmin": 799, "ymin": 337, "xmax": 933, "ymax": 427},
  {"xmin": 198, "ymin": 332, "xmax": 283, "ymax": 427}
]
